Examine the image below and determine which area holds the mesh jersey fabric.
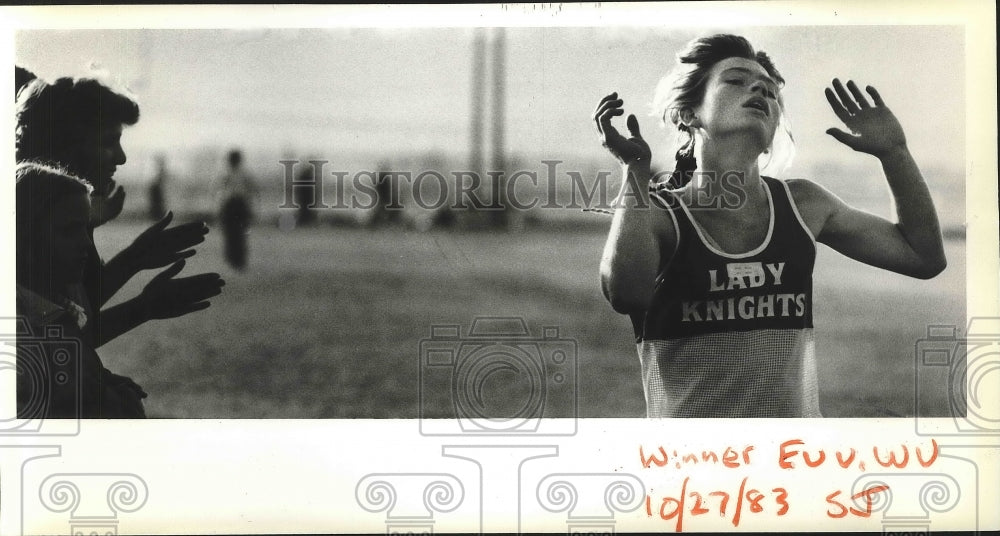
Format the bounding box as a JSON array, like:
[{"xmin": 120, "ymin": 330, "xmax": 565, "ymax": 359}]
[{"xmin": 634, "ymin": 176, "xmax": 822, "ymax": 418}]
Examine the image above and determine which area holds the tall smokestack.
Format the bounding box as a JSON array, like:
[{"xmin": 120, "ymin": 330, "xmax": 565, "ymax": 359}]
[
  {"xmin": 468, "ymin": 28, "xmax": 486, "ymax": 200},
  {"xmin": 489, "ymin": 27, "xmax": 508, "ymax": 229}
]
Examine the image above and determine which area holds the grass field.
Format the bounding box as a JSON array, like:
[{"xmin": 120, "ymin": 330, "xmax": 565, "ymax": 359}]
[{"xmin": 95, "ymin": 218, "xmax": 966, "ymax": 419}]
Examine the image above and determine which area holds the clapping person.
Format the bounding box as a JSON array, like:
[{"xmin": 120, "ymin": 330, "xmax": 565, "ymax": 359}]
[
  {"xmin": 16, "ymin": 162, "xmax": 146, "ymax": 417},
  {"xmin": 15, "ymin": 76, "xmax": 225, "ymax": 348}
]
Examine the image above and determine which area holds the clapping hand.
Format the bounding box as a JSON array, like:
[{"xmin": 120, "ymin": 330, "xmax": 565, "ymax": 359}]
[
  {"xmin": 593, "ymin": 92, "xmax": 652, "ymax": 165},
  {"xmin": 137, "ymin": 259, "xmax": 225, "ymax": 321},
  {"xmin": 825, "ymin": 78, "xmax": 908, "ymax": 158},
  {"xmin": 123, "ymin": 211, "xmax": 209, "ymax": 272}
]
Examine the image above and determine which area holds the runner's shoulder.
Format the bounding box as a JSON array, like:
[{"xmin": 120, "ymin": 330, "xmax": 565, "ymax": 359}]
[{"xmin": 783, "ymin": 178, "xmax": 841, "ymax": 218}]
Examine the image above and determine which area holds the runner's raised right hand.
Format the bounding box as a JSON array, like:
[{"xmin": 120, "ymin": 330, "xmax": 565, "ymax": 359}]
[{"xmin": 593, "ymin": 92, "xmax": 651, "ymax": 165}]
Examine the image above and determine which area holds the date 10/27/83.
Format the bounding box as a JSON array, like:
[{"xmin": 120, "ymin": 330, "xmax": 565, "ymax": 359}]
[{"xmin": 644, "ymin": 475, "xmax": 889, "ymax": 531}]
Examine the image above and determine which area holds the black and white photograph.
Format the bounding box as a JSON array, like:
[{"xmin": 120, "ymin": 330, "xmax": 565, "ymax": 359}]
[
  {"xmin": 2, "ymin": 2, "xmax": 997, "ymax": 534},
  {"xmin": 11, "ymin": 24, "xmax": 969, "ymax": 419}
]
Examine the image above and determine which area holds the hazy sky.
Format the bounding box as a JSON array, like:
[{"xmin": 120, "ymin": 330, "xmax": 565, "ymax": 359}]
[{"xmin": 16, "ymin": 25, "xmax": 964, "ymax": 178}]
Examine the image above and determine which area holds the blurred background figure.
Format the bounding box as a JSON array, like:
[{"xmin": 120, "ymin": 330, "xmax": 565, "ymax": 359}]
[
  {"xmin": 294, "ymin": 156, "xmax": 318, "ymax": 227},
  {"xmin": 416, "ymin": 153, "xmax": 454, "ymax": 231},
  {"xmin": 215, "ymin": 149, "xmax": 259, "ymax": 270},
  {"xmin": 371, "ymin": 162, "xmax": 400, "ymax": 228},
  {"xmin": 148, "ymin": 153, "xmax": 169, "ymax": 220}
]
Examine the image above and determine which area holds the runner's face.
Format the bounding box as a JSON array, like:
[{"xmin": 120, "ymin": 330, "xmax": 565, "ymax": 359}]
[{"xmin": 693, "ymin": 57, "xmax": 782, "ymax": 149}]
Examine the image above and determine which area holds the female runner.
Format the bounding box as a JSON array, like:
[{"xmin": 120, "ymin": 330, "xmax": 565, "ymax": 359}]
[{"xmin": 594, "ymin": 34, "xmax": 946, "ymax": 417}]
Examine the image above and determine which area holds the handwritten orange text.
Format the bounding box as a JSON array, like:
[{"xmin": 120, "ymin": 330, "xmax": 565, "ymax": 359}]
[
  {"xmin": 826, "ymin": 485, "xmax": 890, "ymax": 518},
  {"xmin": 778, "ymin": 438, "xmax": 939, "ymax": 471},
  {"xmin": 644, "ymin": 476, "xmax": 788, "ymax": 531},
  {"xmin": 640, "ymin": 445, "xmax": 755, "ymax": 469}
]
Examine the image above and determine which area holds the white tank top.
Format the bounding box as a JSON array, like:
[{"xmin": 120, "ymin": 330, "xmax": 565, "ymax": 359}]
[{"xmin": 633, "ymin": 177, "xmax": 822, "ymax": 417}]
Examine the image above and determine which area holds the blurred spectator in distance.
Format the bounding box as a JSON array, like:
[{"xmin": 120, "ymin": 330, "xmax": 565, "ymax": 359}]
[
  {"xmin": 149, "ymin": 153, "xmax": 169, "ymax": 220},
  {"xmin": 294, "ymin": 155, "xmax": 318, "ymax": 227},
  {"xmin": 215, "ymin": 149, "xmax": 259, "ymax": 270},
  {"xmin": 371, "ymin": 161, "xmax": 401, "ymax": 228}
]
